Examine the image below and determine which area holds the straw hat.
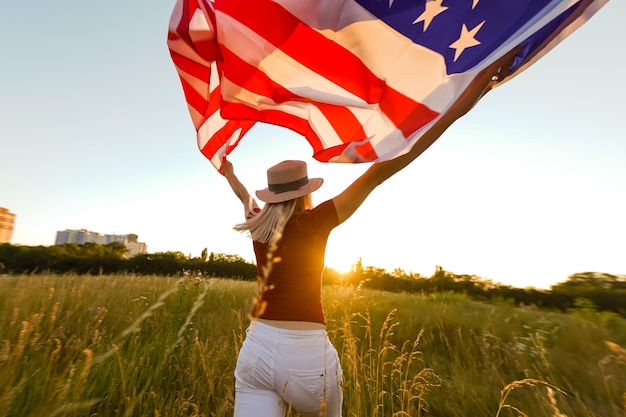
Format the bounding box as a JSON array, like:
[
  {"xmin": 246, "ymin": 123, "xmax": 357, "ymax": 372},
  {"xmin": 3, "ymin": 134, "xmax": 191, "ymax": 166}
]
[{"xmin": 255, "ymin": 160, "xmax": 323, "ymax": 203}]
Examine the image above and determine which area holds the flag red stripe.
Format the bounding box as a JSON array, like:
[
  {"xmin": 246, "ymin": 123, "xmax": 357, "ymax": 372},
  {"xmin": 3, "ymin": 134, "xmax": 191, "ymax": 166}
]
[
  {"xmin": 200, "ymin": 122, "xmax": 241, "ymax": 158},
  {"xmin": 220, "ymin": 101, "xmax": 327, "ymax": 155},
  {"xmin": 218, "ymin": 0, "xmax": 438, "ymax": 139},
  {"xmin": 355, "ymin": 141, "xmax": 377, "ymax": 161},
  {"xmin": 207, "ymin": 85, "xmax": 222, "ymax": 115},
  {"xmin": 199, "ymin": 116, "xmax": 255, "ymax": 161},
  {"xmin": 171, "ymin": 0, "xmax": 216, "ymax": 59},
  {"xmin": 218, "ymin": 0, "xmax": 383, "ymax": 105},
  {"xmin": 313, "ymin": 144, "xmax": 350, "ymax": 162},
  {"xmin": 315, "ymin": 103, "xmax": 369, "ymax": 145},
  {"xmin": 220, "ymin": 43, "xmax": 438, "ymax": 147},
  {"xmin": 220, "ymin": 47, "xmax": 370, "ymax": 148},
  {"xmin": 219, "ymin": 48, "xmax": 303, "ymax": 110},
  {"xmin": 179, "ymin": 76, "xmax": 210, "ymax": 119},
  {"xmin": 380, "ymin": 89, "xmax": 440, "ymax": 138},
  {"xmin": 170, "ymin": 50, "xmax": 211, "ymax": 86}
]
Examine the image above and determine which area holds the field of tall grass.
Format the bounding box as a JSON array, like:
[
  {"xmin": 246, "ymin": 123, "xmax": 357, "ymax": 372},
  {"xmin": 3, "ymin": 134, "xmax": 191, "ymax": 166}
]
[{"xmin": 0, "ymin": 274, "xmax": 624, "ymax": 417}]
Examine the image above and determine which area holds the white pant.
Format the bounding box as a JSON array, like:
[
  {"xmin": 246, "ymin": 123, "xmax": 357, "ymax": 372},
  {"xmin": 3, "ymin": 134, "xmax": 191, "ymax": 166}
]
[{"xmin": 234, "ymin": 320, "xmax": 343, "ymax": 417}]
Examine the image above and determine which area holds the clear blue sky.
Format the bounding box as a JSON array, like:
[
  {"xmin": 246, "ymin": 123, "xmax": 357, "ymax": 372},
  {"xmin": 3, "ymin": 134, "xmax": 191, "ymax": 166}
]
[{"xmin": 1, "ymin": 1, "xmax": 623, "ymax": 289}]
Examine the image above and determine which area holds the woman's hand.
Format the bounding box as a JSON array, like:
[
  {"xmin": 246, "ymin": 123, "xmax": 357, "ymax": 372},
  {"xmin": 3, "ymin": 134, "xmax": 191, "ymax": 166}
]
[{"xmin": 450, "ymin": 45, "xmax": 525, "ymax": 118}]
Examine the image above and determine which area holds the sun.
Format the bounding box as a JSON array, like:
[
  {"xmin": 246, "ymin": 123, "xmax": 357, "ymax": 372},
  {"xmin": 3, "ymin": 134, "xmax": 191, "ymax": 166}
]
[{"xmin": 324, "ymin": 253, "xmax": 356, "ymax": 274}]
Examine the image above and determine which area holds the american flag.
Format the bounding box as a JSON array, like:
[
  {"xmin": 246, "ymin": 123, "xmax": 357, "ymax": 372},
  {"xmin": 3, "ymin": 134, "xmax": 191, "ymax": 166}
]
[{"xmin": 168, "ymin": 0, "xmax": 608, "ymax": 170}]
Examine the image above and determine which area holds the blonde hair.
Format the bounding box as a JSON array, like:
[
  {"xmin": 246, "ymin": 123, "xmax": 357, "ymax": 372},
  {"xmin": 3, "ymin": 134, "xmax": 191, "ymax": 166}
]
[{"xmin": 235, "ymin": 195, "xmax": 313, "ymax": 244}]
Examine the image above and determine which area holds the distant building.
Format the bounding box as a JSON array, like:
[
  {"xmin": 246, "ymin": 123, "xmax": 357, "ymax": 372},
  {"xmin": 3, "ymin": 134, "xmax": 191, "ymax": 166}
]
[
  {"xmin": 0, "ymin": 208, "xmax": 16, "ymax": 244},
  {"xmin": 55, "ymin": 229, "xmax": 147, "ymax": 257},
  {"xmin": 123, "ymin": 234, "xmax": 148, "ymax": 258}
]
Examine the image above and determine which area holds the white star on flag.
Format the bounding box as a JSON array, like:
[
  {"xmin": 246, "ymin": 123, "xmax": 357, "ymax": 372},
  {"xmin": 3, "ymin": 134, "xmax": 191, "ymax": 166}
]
[
  {"xmin": 413, "ymin": 0, "xmax": 448, "ymax": 31},
  {"xmin": 450, "ymin": 21, "xmax": 486, "ymax": 61}
]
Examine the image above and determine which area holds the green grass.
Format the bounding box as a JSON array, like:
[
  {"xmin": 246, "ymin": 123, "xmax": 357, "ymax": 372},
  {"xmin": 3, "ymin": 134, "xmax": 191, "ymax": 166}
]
[{"xmin": 0, "ymin": 274, "xmax": 624, "ymax": 416}]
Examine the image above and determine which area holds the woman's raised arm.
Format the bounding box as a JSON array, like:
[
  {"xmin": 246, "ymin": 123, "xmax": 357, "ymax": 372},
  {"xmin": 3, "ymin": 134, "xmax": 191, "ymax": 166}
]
[
  {"xmin": 221, "ymin": 159, "xmax": 259, "ymax": 217},
  {"xmin": 332, "ymin": 47, "xmax": 522, "ymax": 224}
]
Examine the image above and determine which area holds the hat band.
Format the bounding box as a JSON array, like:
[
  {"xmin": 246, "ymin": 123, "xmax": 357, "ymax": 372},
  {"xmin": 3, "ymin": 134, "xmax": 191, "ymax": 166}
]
[{"xmin": 268, "ymin": 176, "xmax": 309, "ymax": 194}]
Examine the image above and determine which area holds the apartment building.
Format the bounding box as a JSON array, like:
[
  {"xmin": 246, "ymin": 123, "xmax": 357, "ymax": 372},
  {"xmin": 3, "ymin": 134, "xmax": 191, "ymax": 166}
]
[
  {"xmin": 0, "ymin": 208, "xmax": 16, "ymax": 244},
  {"xmin": 55, "ymin": 229, "xmax": 147, "ymax": 257}
]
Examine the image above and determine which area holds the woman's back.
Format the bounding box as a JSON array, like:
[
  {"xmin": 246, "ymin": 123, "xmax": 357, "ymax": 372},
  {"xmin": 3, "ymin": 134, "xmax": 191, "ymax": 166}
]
[{"xmin": 251, "ymin": 200, "xmax": 339, "ymax": 325}]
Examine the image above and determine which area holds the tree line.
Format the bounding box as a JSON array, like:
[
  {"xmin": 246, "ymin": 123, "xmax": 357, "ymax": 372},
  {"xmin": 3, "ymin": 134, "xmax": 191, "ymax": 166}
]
[
  {"xmin": 1, "ymin": 243, "xmax": 624, "ymax": 317},
  {"xmin": 0, "ymin": 243, "xmax": 256, "ymax": 279},
  {"xmin": 324, "ymin": 261, "xmax": 626, "ymax": 317}
]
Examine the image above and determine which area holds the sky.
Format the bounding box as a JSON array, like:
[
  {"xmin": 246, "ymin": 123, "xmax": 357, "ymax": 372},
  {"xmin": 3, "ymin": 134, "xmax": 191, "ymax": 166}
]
[{"xmin": 1, "ymin": 1, "xmax": 624, "ymax": 290}]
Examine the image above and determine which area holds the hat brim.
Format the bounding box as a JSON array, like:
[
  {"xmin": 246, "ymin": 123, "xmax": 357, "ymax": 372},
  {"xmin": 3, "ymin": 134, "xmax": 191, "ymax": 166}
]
[{"xmin": 255, "ymin": 178, "xmax": 323, "ymax": 203}]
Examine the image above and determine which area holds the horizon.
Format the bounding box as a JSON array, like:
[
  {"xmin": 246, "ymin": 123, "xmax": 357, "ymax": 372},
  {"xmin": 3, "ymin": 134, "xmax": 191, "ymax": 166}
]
[{"xmin": 1, "ymin": 232, "xmax": 620, "ymax": 291}]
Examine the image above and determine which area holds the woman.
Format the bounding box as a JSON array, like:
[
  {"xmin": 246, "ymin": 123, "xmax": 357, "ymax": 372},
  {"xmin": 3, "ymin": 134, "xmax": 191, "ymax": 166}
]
[{"xmin": 222, "ymin": 50, "xmax": 520, "ymax": 417}]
